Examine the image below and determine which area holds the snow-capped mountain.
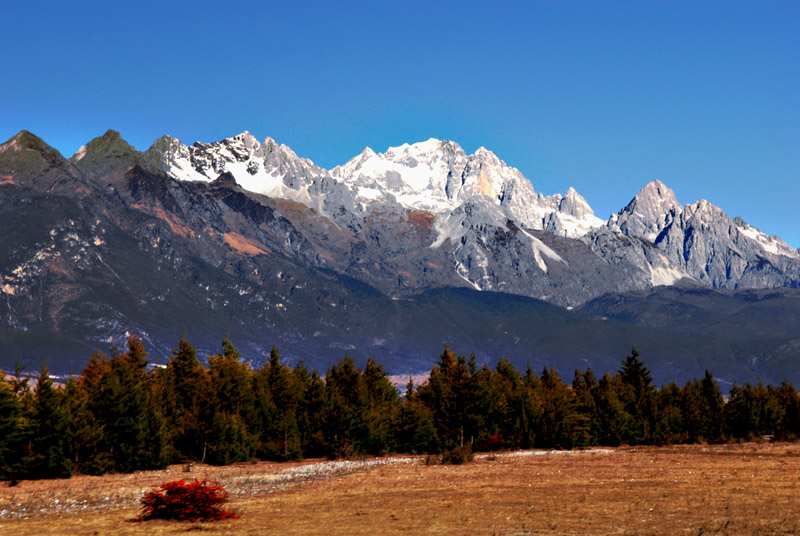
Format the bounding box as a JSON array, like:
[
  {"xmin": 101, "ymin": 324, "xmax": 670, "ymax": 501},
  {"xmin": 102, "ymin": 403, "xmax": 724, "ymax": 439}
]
[
  {"xmin": 4, "ymin": 128, "xmax": 800, "ymax": 385},
  {"xmin": 331, "ymin": 138, "xmax": 606, "ymax": 242},
  {"xmin": 139, "ymin": 131, "xmax": 800, "ymax": 297},
  {"xmin": 142, "ymin": 131, "xmax": 364, "ymax": 221},
  {"xmin": 144, "ymin": 134, "xmax": 605, "ymax": 239}
]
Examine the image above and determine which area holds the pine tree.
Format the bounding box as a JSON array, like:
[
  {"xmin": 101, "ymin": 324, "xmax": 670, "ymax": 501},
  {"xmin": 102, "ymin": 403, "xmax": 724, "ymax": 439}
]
[
  {"xmin": 537, "ymin": 366, "xmax": 576, "ymax": 449},
  {"xmin": 595, "ymin": 373, "xmax": 631, "ymax": 446},
  {"xmin": 0, "ymin": 375, "xmax": 24, "ymax": 480},
  {"xmin": 321, "ymin": 354, "xmax": 362, "ymax": 456},
  {"xmin": 681, "ymin": 379, "xmax": 706, "ymax": 442},
  {"xmin": 700, "ymin": 370, "xmax": 725, "ymax": 442},
  {"xmin": 773, "ymin": 381, "xmax": 800, "ymax": 440},
  {"xmin": 758, "ymin": 383, "xmax": 784, "ymax": 438},
  {"xmin": 266, "ymin": 346, "xmax": 299, "ymax": 459},
  {"xmin": 164, "ymin": 337, "xmax": 210, "ymax": 461},
  {"xmin": 518, "ymin": 363, "xmax": 543, "ymax": 449},
  {"xmin": 724, "ymin": 383, "xmax": 759, "ymax": 439},
  {"xmin": 617, "ymin": 348, "xmax": 657, "ymax": 444},
  {"xmin": 488, "ymin": 359, "xmax": 521, "ymax": 450},
  {"xmin": 396, "ymin": 377, "xmax": 438, "ymax": 453},
  {"xmin": 570, "ymin": 369, "xmax": 599, "ymax": 447},
  {"xmin": 206, "ymin": 335, "xmax": 256, "ymax": 464},
  {"xmin": 293, "ymin": 364, "xmax": 326, "ymax": 457},
  {"xmin": 416, "ymin": 346, "xmax": 473, "ymax": 449},
  {"xmin": 101, "ymin": 336, "xmax": 164, "ymax": 472},
  {"xmin": 656, "ymin": 381, "xmax": 684, "ymax": 444},
  {"xmin": 26, "ymin": 364, "xmax": 71, "ymax": 479},
  {"xmin": 72, "ymin": 351, "xmax": 113, "ymax": 474},
  {"xmin": 467, "ymin": 363, "xmax": 494, "ymax": 449},
  {"xmin": 355, "ymin": 357, "xmax": 400, "ymax": 454}
]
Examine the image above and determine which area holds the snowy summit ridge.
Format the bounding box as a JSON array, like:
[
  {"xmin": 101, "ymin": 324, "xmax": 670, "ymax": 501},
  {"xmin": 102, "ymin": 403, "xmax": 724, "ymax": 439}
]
[{"xmin": 144, "ymin": 133, "xmax": 606, "ymax": 240}]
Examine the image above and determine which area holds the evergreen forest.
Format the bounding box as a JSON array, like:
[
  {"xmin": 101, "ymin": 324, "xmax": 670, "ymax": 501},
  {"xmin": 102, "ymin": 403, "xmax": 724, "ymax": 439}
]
[{"xmin": 1, "ymin": 335, "xmax": 799, "ymax": 481}]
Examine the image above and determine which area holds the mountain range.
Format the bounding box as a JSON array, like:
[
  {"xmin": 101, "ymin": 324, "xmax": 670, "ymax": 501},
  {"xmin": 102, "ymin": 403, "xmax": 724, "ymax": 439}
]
[{"xmin": 1, "ymin": 129, "xmax": 799, "ymax": 387}]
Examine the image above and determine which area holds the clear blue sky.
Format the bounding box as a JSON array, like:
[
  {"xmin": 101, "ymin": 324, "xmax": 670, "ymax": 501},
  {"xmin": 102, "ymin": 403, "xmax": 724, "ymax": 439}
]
[{"xmin": 2, "ymin": 1, "xmax": 798, "ymax": 246}]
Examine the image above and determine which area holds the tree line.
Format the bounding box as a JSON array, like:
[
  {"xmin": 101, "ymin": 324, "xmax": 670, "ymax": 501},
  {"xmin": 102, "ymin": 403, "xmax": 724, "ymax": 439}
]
[{"xmin": 1, "ymin": 336, "xmax": 799, "ymax": 481}]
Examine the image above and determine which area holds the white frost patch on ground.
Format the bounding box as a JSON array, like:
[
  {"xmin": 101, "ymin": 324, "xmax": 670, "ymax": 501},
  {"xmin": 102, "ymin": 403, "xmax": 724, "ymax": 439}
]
[
  {"xmin": 276, "ymin": 457, "xmax": 416, "ymax": 479},
  {"xmin": 478, "ymin": 448, "xmax": 616, "ymax": 459},
  {"xmin": 0, "ymin": 457, "xmax": 419, "ymax": 519}
]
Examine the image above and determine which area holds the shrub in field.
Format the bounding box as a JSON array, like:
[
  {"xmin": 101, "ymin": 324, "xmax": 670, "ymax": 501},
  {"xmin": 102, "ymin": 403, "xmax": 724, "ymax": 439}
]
[
  {"xmin": 441, "ymin": 445, "xmax": 474, "ymax": 465},
  {"xmin": 426, "ymin": 445, "xmax": 474, "ymax": 465},
  {"xmin": 137, "ymin": 479, "xmax": 238, "ymax": 522}
]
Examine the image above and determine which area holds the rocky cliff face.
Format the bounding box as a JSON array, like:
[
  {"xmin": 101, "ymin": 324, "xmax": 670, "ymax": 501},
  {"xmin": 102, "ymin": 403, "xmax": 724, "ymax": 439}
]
[{"xmin": 604, "ymin": 180, "xmax": 800, "ymax": 288}]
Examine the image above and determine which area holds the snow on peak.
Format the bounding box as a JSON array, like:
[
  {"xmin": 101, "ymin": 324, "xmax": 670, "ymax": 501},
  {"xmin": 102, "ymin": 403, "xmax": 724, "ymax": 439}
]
[
  {"xmin": 146, "ymin": 131, "xmax": 605, "ymax": 239},
  {"xmin": 384, "ymin": 138, "xmax": 442, "ymax": 158},
  {"xmin": 544, "ymin": 185, "xmax": 605, "ymax": 239},
  {"xmin": 145, "ymin": 133, "xmax": 326, "ymax": 204},
  {"xmin": 332, "ymin": 138, "xmax": 605, "ymax": 238},
  {"xmin": 72, "ymin": 145, "xmax": 87, "ymax": 162},
  {"xmin": 331, "ymin": 138, "xmax": 469, "ymax": 212},
  {"xmin": 734, "ymin": 217, "xmax": 798, "ymax": 258}
]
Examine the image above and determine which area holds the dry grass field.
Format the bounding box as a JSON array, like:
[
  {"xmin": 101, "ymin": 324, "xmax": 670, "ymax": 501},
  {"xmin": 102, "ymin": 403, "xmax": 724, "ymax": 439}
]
[{"xmin": 1, "ymin": 443, "xmax": 799, "ymax": 535}]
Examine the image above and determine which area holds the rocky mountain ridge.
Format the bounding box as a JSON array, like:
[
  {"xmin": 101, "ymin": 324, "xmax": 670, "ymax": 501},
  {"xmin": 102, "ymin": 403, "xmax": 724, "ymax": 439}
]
[
  {"xmin": 141, "ymin": 130, "xmax": 800, "ymax": 294},
  {"xmin": 1, "ymin": 129, "xmax": 799, "ymax": 384}
]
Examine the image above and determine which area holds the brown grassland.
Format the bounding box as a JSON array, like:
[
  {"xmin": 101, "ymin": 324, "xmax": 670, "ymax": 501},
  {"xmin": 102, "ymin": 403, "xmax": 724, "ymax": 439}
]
[{"xmin": 1, "ymin": 443, "xmax": 799, "ymax": 535}]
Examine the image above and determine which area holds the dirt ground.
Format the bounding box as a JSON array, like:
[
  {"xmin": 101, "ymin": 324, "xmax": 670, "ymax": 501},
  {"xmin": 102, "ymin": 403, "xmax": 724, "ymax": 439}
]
[{"xmin": 1, "ymin": 443, "xmax": 799, "ymax": 535}]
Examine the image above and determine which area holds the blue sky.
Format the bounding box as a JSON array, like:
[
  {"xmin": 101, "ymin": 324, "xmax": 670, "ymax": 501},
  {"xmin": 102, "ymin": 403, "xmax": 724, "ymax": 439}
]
[{"xmin": 2, "ymin": 1, "xmax": 798, "ymax": 245}]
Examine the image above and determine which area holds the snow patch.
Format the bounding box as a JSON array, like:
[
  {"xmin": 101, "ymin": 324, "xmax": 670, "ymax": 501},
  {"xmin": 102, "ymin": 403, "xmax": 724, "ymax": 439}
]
[
  {"xmin": 649, "ymin": 264, "xmax": 687, "ymax": 286},
  {"xmin": 457, "ymin": 272, "xmax": 481, "ymax": 291},
  {"xmin": 73, "ymin": 145, "xmax": 87, "ymax": 162},
  {"xmin": 482, "ymin": 448, "xmax": 615, "ymax": 459},
  {"xmin": 431, "ymin": 211, "xmax": 468, "ymax": 248},
  {"xmin": 519, "ymin": 228, "xmax": 566, "ymax": 273},
  {"xmin": 738, "ymin": 224, "xmax": 798, "ymax": 258}
]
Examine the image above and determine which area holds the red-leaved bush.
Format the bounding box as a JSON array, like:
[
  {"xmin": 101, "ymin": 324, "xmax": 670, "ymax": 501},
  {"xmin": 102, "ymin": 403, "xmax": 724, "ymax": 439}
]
[{"xmin": 137, "ymin": 479, "xmax": 239, "ymax": 522}]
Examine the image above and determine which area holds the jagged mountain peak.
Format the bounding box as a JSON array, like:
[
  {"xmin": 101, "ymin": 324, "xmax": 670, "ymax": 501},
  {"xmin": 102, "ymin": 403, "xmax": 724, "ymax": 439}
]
[
  {"xmin": 473, "ymin": 145, "xmax": 502, "ymax": 161},
  {"xmin": 193, "ymin": 131, "xmax": 264, "ymax": 159},
  {"xmin": 213, "ymin": 170, "xmax": 238, "ymax": 188},
  {"xmin": 383, "ymin": 137, "xmax": 445, "ymax": 158},
  {"xmin": 263, "ymin": 136, "xmax": 279, "ymax": 151},
  {"xmin": 628, "ymin": 180, "xmax": 680, "ymax": 211},
  {"xmin": 685, "ymin": 198, "xmax": 724, "ymax": 220},
  {"xmin": 225, "ymin": 131, "xmax": 261, "ymax": 150},
  {"xmin": 559, "ymin": 187, "xmax": 596, "ymax": 218},
  {"xmin": 142, "ymin": 132, "xmax": 340, "ymax": 214},
  {"xmin": 351, "ymin": 138, "xmax": 473, "ymax": 168},
  {"xmin": 610, "ymin": 179, "xmax": 682, "ymax": 241},
  {"xmin": 0, "ymin": 130, "xmax": 71, "ymax": 182},
  {"xmin": 146, "ymin": 134, "xmax": 182, "ymax": 154},
  {"xmin": 330, "ymin": 136, "xmax": 605, "ymax": 240},
  {"xmin": 72, "ymin": 129, "xmax": 139, "ymax": 161},
  {"xmin": 0, "ymin": 130, "xmax": 61, "ymax": 157}
]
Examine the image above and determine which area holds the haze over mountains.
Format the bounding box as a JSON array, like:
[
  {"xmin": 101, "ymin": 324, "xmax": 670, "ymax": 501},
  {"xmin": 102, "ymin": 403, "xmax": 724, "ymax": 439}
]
[{"xmin": 1, "ymin": 129, "xmax": 799, "ymax": 387}]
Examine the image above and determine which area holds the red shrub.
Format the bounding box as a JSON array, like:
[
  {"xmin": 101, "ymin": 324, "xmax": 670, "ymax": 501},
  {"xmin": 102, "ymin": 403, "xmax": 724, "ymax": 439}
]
[{"xmin": 137, "ymin": 479, "xmax": 239, "ymax": 522}]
